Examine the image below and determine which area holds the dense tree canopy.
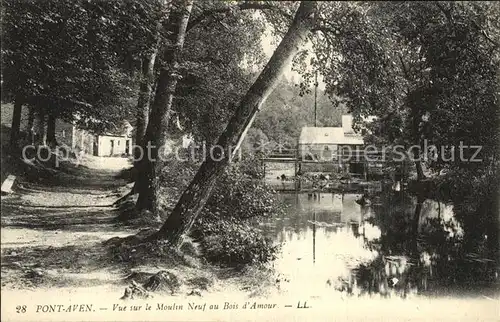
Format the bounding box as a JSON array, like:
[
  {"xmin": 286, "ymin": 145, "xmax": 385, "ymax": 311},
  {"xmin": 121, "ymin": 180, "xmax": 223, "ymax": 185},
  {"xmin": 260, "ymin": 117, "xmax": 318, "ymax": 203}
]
[
  {"xmin": 172, "ymin": 7, "xmax": 267, "ymax": 144},
  {"xmin": 1, "ymin": 0, "xmax": 144, "ymax": 133},
  {"xmin": 298, "ymin": 1, "xmax": 500, "ymax": 177}
]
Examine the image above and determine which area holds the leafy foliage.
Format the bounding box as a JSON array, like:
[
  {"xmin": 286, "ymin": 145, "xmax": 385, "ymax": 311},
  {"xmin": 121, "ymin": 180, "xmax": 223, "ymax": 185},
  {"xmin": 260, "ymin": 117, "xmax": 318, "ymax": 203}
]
[
  {"xmin": 303, "ymin": 2, "xmax": 500, "ymax": 288},
  {"xmin": 252, "ymin": 78, "xmax": 348, "ymax": 149},
  {"xmin": 202, "ymin": 162, "xmax": 281, "ymax": 220},
  {"xmin": 171, "ymin": 6, "xmax": 267, "ymax": 145},
  {"xmin": 308, "ymin": 2, "xmax": 499, "ymax": 172},
  {"xmin": 157, "ymin": 153, "xmax": 282, "ymax": 266},
  {"xmin": 194, "ymin": 219, "xmax": 279, "ymax": 266},
  {"xmin": 192, "ymin": 161, "xmax": 283, "ymax": 266},
  {"xmin": 1, "ymin": 0, "xmax": 157, "ymax": 133}
]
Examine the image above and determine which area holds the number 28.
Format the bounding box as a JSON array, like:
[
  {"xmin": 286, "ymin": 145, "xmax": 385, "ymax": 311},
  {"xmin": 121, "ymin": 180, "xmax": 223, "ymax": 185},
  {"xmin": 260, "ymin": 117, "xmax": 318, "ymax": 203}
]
[{"xmin": 16, "ymin": 305, "xmax": 27, "ymax": 313}]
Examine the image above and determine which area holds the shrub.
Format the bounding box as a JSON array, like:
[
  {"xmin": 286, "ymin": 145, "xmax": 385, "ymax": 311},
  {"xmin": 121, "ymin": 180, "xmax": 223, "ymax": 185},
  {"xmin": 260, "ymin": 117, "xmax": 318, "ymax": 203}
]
[
  {"xmin": 193, "ymin": 161, "xmax": 283, "ymax": 266},
  {"xmin": 194, "ymin": 219, "xmax": 280, "ymax": 266},
  {"xmin": 200, "ymin": 163, "xmax": 281, "ymax": 220},
  {"xmin": 236, "ymin": 152, "xmax": 265, "ymax": 179},
  {"xmin": 158, "ymin": 155, "xmax": 283, "ymax": 267}
]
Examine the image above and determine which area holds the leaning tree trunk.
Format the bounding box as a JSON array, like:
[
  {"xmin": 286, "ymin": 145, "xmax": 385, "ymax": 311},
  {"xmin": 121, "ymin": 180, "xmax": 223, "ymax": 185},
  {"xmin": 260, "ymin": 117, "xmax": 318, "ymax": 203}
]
[
  {"xmin": 9, "ymin": 94, "xmax": 23, "ymax": 150},
  {"xmin": 129, "ymin": 0, "xmax": 286, "ymax": 206},
  {"xmin": 152, "ymin": 1, "xmax": 317, "ymax": 247},
  {"xmin": 136, "ymin": 0, "xmax": 194, "ymax": 212}
]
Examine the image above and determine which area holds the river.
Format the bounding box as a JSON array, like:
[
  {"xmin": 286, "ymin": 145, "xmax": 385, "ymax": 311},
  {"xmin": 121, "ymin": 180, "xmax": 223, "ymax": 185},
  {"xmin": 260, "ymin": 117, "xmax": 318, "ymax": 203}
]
[{"xmin": 258, "ymin": 190, "xmax": 499, "ymax": 299}]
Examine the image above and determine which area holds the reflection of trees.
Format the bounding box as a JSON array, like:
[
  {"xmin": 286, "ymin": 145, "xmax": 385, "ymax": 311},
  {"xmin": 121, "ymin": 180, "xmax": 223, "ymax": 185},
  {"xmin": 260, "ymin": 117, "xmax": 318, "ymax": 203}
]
[
  {"xmin": 343, "ymin": 189, "xmax": 426, "ymax": 298},
  {"xmin": 365, "ymin": 189, "xmax": 416, "ymax": 254},
  {"xmin": 263, "ymin": 188, "xmax": 497, "ymax": 298},
  {"xmin": 452, "ymin": 193, "xmax": 499, "ymax": 283},
  {"xmin": 263, "ymin": 193, "xmax": 344, "ymax": 242},
  {"xmin": 348, "ymin": 185, "xmax": 498, "ymax": 298}
]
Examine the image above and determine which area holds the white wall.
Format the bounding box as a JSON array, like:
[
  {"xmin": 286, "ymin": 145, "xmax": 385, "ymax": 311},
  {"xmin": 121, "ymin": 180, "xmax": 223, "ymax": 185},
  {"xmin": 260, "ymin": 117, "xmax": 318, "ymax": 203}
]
[{"xmin": 96, "ymin": 135, "xmax": 131, "ymax": 157}]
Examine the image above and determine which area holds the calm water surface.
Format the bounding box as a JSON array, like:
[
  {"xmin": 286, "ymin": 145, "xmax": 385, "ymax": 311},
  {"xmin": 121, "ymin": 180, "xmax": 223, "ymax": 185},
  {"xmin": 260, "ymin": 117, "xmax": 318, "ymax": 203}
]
[{"xmin": 259, "ymin": 191, "xmax": 498, "ymax": 299}]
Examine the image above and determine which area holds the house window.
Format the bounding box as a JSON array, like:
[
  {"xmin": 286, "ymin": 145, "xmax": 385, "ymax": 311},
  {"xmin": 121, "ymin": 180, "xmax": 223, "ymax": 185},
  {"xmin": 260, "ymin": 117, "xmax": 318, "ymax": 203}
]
[{"xmin": 117, "ymin": 140, "xmax": 120, "ymax": 146}]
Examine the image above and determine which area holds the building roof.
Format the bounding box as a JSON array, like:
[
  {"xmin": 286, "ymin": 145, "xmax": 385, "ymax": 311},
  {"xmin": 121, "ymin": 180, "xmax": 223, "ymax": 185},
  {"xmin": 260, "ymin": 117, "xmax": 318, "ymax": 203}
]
[
  {"xmin": 299, "ymin": 114, "xmax": 366, "ymax": 145},
  {"xmin": 299, "ymin": 127, "xmax": 364, "ymax": 145}
]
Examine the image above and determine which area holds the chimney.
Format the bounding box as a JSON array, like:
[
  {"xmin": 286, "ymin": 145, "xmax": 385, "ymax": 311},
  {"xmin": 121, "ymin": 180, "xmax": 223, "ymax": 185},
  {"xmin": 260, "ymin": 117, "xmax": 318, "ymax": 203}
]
[{"xmin": 342, "ymin": 115, "xmax": 355, "ymax": 135}]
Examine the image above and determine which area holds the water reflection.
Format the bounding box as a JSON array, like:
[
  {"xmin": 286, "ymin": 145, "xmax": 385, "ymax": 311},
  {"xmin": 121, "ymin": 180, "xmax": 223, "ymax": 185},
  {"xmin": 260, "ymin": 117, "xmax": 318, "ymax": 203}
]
[
  {"xmin": 260, "ymin": 190, "xmax": 498, "ymax": 299},
  {"xmin": 259, "ymin": 193, "xmax": 379, "ymax": 297}
]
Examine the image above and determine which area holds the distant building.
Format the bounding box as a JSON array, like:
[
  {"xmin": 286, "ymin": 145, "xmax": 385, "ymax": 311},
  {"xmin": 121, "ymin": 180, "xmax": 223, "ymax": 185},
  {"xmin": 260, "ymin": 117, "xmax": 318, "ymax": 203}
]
[
  {"xmin": 46, "ymin": 119, "xmax": 134, "ymax": 157},
  {"xmin": 1, "ymin": 103, "xmax": 133, "ymax": 157},
  {"xmin": 53, "ymin": 119, "xmax": 95, "ymax": 155},
  {"xmin": 93, "ymin": 121, "xmax": 133, "ymax": 157},
  {"xmin": 298, "ymin": 115, "xmax": 376, "ymax": 176}
]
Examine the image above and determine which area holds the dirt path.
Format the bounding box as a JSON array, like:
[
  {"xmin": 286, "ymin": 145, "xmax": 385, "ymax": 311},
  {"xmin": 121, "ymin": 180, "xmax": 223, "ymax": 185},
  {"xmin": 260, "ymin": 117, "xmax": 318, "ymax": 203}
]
[
  {"xmin": 1, "ymin": 156, "xmax": 139, "ymax": 290},
  {"xmin": 0, "ymin": 156, "xmax": 274, "ymax": 301}
]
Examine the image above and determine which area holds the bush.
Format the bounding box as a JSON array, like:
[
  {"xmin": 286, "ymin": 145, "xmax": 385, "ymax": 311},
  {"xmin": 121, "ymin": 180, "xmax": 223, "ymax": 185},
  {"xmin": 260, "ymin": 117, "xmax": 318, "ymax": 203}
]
[
  {"xmin": 194, "ymin": 219, "xmax": 279, "ymax": 266},
  {"xmin": 236, "ymin": 152, "xmax": 265, "ymax": 179},
  {"xmin": 194, "ymin": 161, "xmax": 283, "ymax": 266},
  {"xmin": 201, "ymin": 162, "xmax": 281, "ymax": 220},
  {"xmin": 158, "ymin": 155, "xmax": 283, "ymax": 267}
]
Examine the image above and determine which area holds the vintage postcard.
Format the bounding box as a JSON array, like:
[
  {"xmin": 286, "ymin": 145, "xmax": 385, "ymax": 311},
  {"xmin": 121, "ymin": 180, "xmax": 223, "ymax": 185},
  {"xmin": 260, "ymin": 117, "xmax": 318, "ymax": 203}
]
[{"xmin": 1, "ymin": 1, "xmax": 499, "ymax": 321}]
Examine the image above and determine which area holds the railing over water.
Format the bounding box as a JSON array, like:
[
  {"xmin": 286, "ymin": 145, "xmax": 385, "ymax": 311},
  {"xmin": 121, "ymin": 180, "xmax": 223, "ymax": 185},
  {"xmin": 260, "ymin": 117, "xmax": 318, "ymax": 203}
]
[{"xmin": 261, "ymin": 149, "xmax": 388, "ymax": 193}]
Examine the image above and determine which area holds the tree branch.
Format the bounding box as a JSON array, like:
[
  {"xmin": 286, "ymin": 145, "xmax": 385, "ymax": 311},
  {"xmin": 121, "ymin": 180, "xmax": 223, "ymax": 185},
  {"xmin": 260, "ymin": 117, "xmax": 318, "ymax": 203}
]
[
  {"xmin": 399, "ymin": 54, "xmax": 410, "ymax": 80},
  {"xmin": 398, "ymin": 54, "xmax": 412, "ymax": 95},
  {"xmin": 471, "ymin": 20, "xmax": 499, "ymax": 49},
  {"xmin": 435, "ymin": 2, "xmax": 453, "ymax": 24},
  {"xmin": 186, "ymin": 2, "xmax": 293, "ymax": 32}
]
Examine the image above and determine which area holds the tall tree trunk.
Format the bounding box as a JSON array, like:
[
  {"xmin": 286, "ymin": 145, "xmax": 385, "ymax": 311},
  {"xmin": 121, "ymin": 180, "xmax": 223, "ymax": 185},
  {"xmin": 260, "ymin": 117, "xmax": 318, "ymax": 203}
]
[
  {"xmin": 136, "ymin": 0, "xmax": 194, "ymax": 212},
  {"xmin": 412, "ymin": 193, "xmax": 424, "ymax": 254},
  {"xmin": 9, "ymin": 95, "xmax": 23, "ymax": 150},
  {"xmin": 35, "ymin": 110, "xmax": 47, "ymax": 146},
  {"xmin": 128, "ymin": 9, "xmax": 163, "ymax": 202},
  {"xmin": 46, "ymin": 112, "xmax": 57, "ymax": 148},
  {"xmin": 415, "ymin": 160, "xmax": 425, "ymax": 181},
  {"xmin": 131, "ymin": 51, "xmax": 159, "ymax": 202},
  {"xmin": 27, "ymin": 106, "xmax": 35, "ymax": 144},
  {"xmin": 152, "ymin": 1, "xmax": 317, "ymax": 246},
  {"xmin": 408, "ymin": 90, "xmax": 426, "ymax": 182},
  {"xmin": 134, "ymin": 51, "xmax": 158, "ymax": 159}
]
